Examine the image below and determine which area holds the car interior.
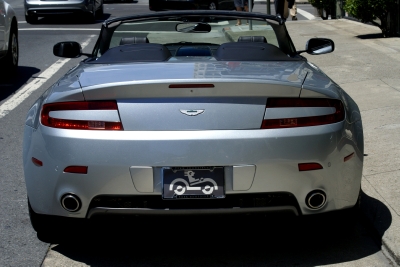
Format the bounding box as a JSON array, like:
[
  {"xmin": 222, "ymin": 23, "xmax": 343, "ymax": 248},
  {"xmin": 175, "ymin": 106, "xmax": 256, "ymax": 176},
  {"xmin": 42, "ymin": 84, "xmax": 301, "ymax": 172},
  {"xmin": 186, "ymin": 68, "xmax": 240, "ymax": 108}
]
[{"xmin": 88, "ymin": 34, "xmax": 300, "ymax": 64}]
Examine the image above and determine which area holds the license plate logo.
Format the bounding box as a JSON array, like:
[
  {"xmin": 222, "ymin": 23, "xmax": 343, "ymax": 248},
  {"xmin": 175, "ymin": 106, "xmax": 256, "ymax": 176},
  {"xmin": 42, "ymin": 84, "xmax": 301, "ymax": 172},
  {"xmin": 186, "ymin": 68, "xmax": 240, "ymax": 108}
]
[{"xmin": 163, "ymin": 168, "xmax": 224, "ymax": 199}]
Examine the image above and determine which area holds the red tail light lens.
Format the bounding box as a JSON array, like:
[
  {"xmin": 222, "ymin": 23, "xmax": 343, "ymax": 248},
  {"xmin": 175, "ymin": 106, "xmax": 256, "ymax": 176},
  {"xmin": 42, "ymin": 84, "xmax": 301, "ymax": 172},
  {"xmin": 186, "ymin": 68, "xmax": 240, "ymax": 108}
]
[
  {"xmin": 261, "ymin": 98, "xmax": 345, "ymax": 129},
  {"xmin": 41, "ymin": 101, "xmax": 123, "ymax": 130},
  {"xmin": 32, "ymin": 157, "xmax": 43, "ymax": 167},
  {"xmin": 64, "ymin": 166, "xmax": 88, "ymax": 174},
  {"xmin": 298, "ymin": 163, "xmax": 323, "ymax": 171}
]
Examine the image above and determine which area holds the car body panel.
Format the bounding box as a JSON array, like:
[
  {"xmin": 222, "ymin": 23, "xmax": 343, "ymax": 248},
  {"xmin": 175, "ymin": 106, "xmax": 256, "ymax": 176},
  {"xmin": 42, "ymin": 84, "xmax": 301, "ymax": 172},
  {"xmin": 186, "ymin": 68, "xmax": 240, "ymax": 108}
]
[
  {"xmin": 24, "ymin": 119, "xmax": 362, "ymax": 218},
  {"xmin": 23, "ymin": 12, "xmax": 363, "ymax": 225},
  {"xmin": 0, "ymin": 0, "xmax": 16, "ymax": 58},
  {"xmin": 24, "ymin": 0, "xmax": 101, "ymax": 18}
]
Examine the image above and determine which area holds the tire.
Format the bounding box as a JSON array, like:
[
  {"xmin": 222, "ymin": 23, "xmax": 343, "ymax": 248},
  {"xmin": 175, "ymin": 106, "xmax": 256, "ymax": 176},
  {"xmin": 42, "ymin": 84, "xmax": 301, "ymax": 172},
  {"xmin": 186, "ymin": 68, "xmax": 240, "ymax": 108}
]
[
  {"xmin": 0, "ymin": 24, "xmax": 18, "ymax": 78},
  {"xmin": 25, "ymin": 14, "xmax": 38, "ymax": 24},
  {"xmin": 86, "ymin": 4, "xmax": 96, "ymax": 23},
  {"xmin": 96, "ymin": 2, "xmax": 104, "ymax": 19},
  {"xmin": 208, "ymin": 1, "xmax": 217, "ymax": 10}
]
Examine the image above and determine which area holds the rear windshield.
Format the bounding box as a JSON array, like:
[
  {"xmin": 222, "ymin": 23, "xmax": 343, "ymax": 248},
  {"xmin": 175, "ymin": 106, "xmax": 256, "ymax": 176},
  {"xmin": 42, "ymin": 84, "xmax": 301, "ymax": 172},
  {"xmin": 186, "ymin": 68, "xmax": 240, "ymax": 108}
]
[
  {"xmin": 109, "ymin": 17, "xmax": 280, "ymax": 49},
  {"xmin": 90, "ymin": 15, "xmax": 298, "ymax": 63}
]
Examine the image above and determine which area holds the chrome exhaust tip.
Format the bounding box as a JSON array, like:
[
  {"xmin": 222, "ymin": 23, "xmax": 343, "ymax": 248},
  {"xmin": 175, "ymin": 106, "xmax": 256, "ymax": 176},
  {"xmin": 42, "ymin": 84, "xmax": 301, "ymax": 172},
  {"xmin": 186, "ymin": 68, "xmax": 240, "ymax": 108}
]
[
  {"xmin": 306, "ymin": 190, "xmax": 326, "ymax": 210},
  {"xmin": 61, "ymin": 194, "xmax": 81, "ymax": 212}
]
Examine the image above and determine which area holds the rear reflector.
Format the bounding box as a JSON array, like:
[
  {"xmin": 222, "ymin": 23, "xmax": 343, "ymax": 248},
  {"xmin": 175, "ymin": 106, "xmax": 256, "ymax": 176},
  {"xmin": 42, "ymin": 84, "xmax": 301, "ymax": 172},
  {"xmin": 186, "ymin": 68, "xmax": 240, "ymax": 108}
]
[
  {"xmin": 32, "ymin": 157, "xmax": 43, "ymax": 167},
  {"xmin": 64, "ymin": 166, "xmax": 88, "ymax": 174},
  {"xmin": 344, "ymin": 152, "xmax": 355, "ymax": 162},
  {"xmin": 41, "ymin": 101, "xmax": 123, "ymax": 130},
  {"xmin": 298, "ymin": 163, "xmax": 323, "ymax": 171},
  {"xmin": 169, "ymin": 84, "xmax": 215, "ymax": 88},
  {"xmin": 261, "ymin": 98, "xmax": 345, "ymax": 129}
]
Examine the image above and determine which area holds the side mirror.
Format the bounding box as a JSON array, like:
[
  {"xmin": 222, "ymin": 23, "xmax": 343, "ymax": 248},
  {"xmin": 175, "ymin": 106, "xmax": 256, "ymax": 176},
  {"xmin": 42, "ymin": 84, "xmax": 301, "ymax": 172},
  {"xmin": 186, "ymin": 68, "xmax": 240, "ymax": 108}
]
[
  {"xmin": 53, "ymin": 42, "xmax": 82, "ymax": 58},
  {"xmin": 306, "ymin": 38, "xmax": 335, "ymax": 55}
]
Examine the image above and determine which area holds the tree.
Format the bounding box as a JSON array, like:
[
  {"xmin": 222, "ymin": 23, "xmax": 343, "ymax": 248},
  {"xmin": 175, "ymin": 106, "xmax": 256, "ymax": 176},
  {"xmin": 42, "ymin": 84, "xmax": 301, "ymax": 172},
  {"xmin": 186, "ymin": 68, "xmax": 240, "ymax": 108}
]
[{"xmin": 344, "ymin": 0, "xmax": 397, "ymax": 37}]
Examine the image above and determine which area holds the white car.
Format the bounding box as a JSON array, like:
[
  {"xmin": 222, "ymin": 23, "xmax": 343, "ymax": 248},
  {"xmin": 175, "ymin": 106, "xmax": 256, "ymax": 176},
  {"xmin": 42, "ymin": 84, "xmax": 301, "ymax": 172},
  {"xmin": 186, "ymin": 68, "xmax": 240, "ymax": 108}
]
[{"xmin": 0, "ymin": 0, "xmax": 18, "ymax": 77}]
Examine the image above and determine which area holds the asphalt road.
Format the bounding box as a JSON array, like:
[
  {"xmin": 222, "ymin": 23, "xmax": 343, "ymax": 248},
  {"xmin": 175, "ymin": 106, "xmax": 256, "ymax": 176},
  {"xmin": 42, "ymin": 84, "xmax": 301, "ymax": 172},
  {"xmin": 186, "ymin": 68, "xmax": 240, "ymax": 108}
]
[{"xmin": 0, "ymin": 1, "xmax": 395, "ymax": 266}]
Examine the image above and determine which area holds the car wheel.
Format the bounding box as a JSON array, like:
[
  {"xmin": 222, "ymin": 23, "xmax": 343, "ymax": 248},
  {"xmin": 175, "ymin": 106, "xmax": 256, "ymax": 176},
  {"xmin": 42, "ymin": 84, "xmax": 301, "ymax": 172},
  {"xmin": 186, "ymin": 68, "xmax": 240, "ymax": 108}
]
[
  {"xmin": 25, "ymin": 14, "xmax": 38, "ymax": 24},
  {"xmin": 86, "ymin": 4, "xmax": 96, "ymax": 23},
  {"xmin": 0, "ymin": 24, "xmax": 18, "ymax": 77},
  {"xmin": 208, "ymin": 1, "xmax": 217, "ymax": 10},
  {"xmin": 96, "ymin": 1, "xmax": 104, "ymax": 19}
]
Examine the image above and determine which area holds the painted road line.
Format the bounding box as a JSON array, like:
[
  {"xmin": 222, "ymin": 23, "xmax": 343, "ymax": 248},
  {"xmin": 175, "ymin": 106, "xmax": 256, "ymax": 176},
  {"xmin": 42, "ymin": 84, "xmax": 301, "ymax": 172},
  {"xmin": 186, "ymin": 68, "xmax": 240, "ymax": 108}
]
[
  {"xmin": 19, "ymin": 28, "xmax": 101, "ymax": 31},
  {"xmin": 297, "ymin": 8, "xmax": 318, "ymax": 20},
  {"xmin": 0, "ymin": 36, "xmax": 95, "ymax": 119}
]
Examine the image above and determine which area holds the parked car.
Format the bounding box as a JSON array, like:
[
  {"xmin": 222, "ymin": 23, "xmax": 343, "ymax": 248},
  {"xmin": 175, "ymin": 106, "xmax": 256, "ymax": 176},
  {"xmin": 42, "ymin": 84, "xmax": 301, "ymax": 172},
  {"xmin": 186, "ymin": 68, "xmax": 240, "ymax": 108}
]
[
  {"xmin": 149, "ymin": 0, "xmax": 235, "ymax": 11},
  {"xmin": 24, "ymin": 0, "xmax": 104, "ymax": 24},
  {"xmin": 0, "ymin": 0, "xmax": 18, "ymax": 76},
  {"xmin": 23, "ymin": 11, "xmax": 364, "ymax": 239}
]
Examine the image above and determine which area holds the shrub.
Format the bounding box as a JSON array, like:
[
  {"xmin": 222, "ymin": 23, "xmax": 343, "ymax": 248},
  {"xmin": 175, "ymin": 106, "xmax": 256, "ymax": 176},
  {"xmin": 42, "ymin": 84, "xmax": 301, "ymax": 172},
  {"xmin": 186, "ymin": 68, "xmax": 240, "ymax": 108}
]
[{"xmin": 344, "ymin": 0, "xmax": 397, "ymax": 37}]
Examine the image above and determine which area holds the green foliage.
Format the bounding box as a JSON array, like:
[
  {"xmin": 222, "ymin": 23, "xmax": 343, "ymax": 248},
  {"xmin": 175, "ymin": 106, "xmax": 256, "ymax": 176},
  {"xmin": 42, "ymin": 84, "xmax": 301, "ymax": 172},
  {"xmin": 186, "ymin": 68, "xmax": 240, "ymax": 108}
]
[{"xmin": 344, "ymin": 0, "xmax": 397, "ymax": 36}]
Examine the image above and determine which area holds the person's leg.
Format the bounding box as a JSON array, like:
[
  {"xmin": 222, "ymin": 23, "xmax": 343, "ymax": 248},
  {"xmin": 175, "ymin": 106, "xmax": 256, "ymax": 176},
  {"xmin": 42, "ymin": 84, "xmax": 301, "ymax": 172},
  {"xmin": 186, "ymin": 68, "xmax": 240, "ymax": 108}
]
[
  {"xmin": 234, "ymin": 0, "xmax": 243, "ymax": 25},
  {"xmin": 244, "ymin": 1, "xmax": 249, "ymax": 24},
  {"xmin": 275, "ymin": 0, "xmax": 289, "ymax": 19},
  {"xmin": 290, "ymin": 3, "xmax": 297, "ymax": 20},
  {"xmin": 274, "ymin": 0, "xmax": 284, "ymax": 17},
  {"xmin": 235, "ymin": 6, "xmax": 243, "ymax": 25}
]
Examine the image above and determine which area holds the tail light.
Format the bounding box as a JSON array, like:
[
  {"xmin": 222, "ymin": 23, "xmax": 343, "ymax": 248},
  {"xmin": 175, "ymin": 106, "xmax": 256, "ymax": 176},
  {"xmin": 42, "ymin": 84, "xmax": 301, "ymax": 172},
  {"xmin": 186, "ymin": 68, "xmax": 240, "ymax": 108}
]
[
  {"xmin": 261, "ymin": 98, "xmax": 345, "ymax": 129},
  {"xmin": 41, "ymin": 101, "xmax": 123, "ymax": 130}
]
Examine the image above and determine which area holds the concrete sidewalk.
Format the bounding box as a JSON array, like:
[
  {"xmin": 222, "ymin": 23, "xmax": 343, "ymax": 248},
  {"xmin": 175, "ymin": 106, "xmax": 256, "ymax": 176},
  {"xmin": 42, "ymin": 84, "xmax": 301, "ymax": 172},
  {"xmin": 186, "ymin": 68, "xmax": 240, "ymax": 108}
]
[{"xmin": 286, "ymin": 19, "xmax": 400, "ymax": 265}]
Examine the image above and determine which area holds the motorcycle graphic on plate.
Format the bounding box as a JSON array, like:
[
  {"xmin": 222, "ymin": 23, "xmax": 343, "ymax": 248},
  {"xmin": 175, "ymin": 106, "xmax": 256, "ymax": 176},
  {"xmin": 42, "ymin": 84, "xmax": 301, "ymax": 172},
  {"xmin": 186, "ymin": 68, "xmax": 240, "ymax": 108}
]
[
  {"xmin": 163, "ymin": 168, "xmax": 224, "ymax": 199},
  {"xmin": 170, "ymin": 171, "xmax": 218, "ymax": 195}
]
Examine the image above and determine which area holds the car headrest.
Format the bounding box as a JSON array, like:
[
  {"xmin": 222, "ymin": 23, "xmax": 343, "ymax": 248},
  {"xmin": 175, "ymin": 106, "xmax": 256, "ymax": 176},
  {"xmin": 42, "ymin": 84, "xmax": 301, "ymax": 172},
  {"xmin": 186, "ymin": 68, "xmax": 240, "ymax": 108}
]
[
  {"xmin": 89, "ymin": 43, "xmax": 172, "ymax": 64},
  {"xmin": 238, "ymin": 36, "xmax": 268, "ymax": 43},
  {"xmin": 120, "ymin": 37, "xmax": 150, "ymax": 45}
]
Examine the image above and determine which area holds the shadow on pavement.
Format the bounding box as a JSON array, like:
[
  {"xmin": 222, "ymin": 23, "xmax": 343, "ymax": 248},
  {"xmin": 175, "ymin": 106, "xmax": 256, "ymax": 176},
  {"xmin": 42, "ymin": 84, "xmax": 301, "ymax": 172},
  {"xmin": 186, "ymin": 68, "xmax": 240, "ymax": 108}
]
[
  {"xmin": 356, "ymin": 33, "xmax": 384, "ymax": 39},
  {"xmin": 27, "ymin": 14, "xmax": 112, "ymax": 25},
  {"xmin": 0, "ymin": 66, "xmax": 41, "ymax": 102},
  {"xmin": 360, "ymin": 190, "xmax": 392, "ymax": 247},
  {"xmin": 46, "ymin": 199, "xmax": 392, "ymax": 266}
]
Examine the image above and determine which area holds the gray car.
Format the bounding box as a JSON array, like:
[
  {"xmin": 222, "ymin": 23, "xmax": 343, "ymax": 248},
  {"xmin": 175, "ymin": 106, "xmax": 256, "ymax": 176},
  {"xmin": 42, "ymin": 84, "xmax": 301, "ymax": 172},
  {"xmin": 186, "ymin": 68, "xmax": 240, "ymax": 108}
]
[
  {"xmin": 24, "ymin": 0, "xmax": 104, "ymax": 23},
  {"xmin": 0, "ymin": 0, "xmax": 18, "ymax": 76},
  {"xmin": 23, "ymin": 11, "xmax": 364, "ymax": 240}
]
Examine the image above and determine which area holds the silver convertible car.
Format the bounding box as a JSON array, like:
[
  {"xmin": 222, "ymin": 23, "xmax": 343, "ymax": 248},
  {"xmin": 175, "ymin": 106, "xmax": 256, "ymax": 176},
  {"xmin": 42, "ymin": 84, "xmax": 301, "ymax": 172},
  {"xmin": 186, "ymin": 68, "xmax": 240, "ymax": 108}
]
[{"xmin": 23, "ymin": 11, "xmax": 363, "ymax": 237}]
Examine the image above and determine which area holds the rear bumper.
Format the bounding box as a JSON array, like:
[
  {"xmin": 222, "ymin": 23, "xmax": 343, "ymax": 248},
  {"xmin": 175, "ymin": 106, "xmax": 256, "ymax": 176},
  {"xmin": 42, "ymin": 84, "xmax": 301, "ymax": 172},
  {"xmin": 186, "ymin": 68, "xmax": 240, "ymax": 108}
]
[
  {"xmin": 23, "ymin": 122, "xmax": 363, "ymax": 218},
  {"xmin": 25, "ymin": 0, "xmax": 90, "ymax": 16},
  {"xmin": 87, "ymin": 206, "xmax": 299, "ymax": 217}
]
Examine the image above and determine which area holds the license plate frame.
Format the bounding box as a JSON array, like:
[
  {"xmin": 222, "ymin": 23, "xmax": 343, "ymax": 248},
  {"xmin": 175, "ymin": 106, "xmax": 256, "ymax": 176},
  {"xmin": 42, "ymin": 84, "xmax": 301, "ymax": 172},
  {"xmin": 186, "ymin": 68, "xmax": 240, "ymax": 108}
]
[{"xmin": 162, "ymin": 167, "xmax": 225, "ymax": 199}]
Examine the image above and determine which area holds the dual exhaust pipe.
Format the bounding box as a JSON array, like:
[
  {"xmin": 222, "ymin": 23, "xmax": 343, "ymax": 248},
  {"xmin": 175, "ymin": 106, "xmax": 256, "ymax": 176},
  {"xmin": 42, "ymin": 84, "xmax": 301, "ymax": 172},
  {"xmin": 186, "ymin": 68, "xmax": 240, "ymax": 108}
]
[
  {"xmin": 61, "ymin": 194, "xmax": 81, "ymax": 212},
  {"xmin": 306, "ymin": 190, "xmax": 326, "ymax": 210}
]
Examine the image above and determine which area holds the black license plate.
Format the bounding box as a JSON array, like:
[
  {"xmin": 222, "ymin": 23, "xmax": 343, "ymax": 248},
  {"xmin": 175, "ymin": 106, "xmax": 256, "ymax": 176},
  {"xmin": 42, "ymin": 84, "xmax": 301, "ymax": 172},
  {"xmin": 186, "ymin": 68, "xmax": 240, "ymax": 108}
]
[{"xmin": 163, "ymin": 167, "xmax": 225, "ymax": 199}]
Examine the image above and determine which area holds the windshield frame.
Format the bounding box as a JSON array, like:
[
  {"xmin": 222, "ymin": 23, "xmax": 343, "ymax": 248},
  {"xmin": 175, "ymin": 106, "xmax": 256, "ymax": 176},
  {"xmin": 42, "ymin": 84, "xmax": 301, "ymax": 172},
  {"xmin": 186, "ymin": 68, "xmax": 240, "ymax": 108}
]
[{"xmin": 91, "ymin": 11, "xmax": 297, "ymax": 59}]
